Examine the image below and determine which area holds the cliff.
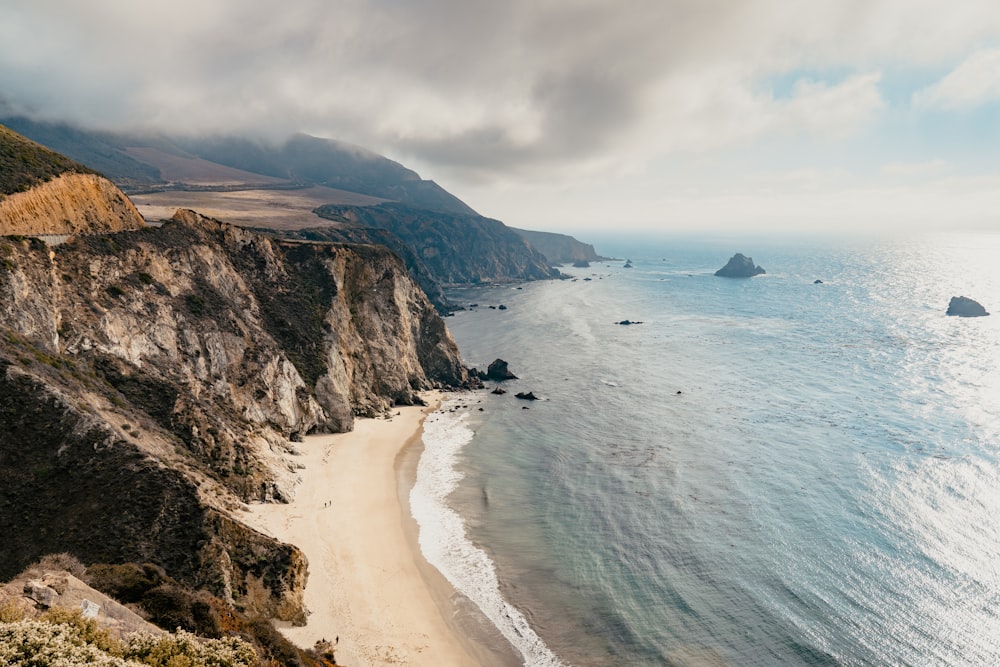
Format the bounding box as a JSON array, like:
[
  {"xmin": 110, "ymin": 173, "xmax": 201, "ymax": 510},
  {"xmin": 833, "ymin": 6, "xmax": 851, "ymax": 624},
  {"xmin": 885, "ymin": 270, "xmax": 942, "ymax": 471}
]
[
  {"xmin": 0, "ymin": 208, "xmax": 469, "ymax": 622},
  {"xmin": 0, "ymin": 172, "xmax": 146, "ymax": 235},
  {"xmin": 263, "ymin": 223, "xmax": 450, "ymax": 311},
  {"xmin": 510, "ymin": 227, "xmax": 608, "ymax": 264},
  {"xmin": 313, "ymin": 202, "xmax": 560, "ymax": 285}
]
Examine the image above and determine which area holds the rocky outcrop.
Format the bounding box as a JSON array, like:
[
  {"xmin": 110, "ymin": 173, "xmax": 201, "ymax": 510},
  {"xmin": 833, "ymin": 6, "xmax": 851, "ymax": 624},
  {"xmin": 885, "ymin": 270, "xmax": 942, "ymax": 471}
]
[
  {"xmin": 715, "ymin": 253, "xmax": 765, "ymax": 278},
  {"xmin": 509, "ymin": 227, "xmax": 608, "ymax": 264},
  {"xmin": 0, "ymin": 172, "xmax": 146, "ymax": 236},
  {"xmin": 0, "ymin": 570, "xmax": 163, "ymax": 639},
  {"xmin": 0, "ymin": 208, "xmax": 470, "ymax": 621},
  {"xmin": 485, "ymin": 358, "xmax": 517, "ymax": 381},
  {"xmin": 946, "ymin": 296, "xmax": 989, "ymax": 317}
]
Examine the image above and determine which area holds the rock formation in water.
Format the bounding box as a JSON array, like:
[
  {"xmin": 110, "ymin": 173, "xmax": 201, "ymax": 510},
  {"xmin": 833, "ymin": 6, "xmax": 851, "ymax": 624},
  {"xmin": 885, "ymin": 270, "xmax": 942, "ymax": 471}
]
[
  {"xmin": 715, "ymin": 253, "xmax": 766, "ymax": 278},
  {"xmin": 946, "ymin": 296, "xmax": 989, "ymax": 317},
  {"xmin": 485, "ymin": 358, "xmax": 518, "ymax": 381},
  {"xmin": 0, "ymin": 195, "xmax": 470, "ymax": 625}
]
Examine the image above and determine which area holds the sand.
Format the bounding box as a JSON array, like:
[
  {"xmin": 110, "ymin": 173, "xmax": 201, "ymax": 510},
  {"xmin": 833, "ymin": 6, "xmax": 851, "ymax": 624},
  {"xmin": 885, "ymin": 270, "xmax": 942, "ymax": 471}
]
[{"xmin": 242, "ymin": 395, "xmax": 514, "ymax": 666}]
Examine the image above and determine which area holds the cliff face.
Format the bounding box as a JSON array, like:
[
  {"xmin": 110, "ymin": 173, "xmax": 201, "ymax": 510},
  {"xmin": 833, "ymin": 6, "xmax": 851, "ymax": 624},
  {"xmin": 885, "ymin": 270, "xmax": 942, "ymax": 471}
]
[
  {"xmin": 510, "ymin": 227, "xmax": 608, "ymax": 264},
  {"xmin": 0, "ymin": 208, "xmax": 468, "ymax": 621},
  {"xmin": 0, "ymin": 173, "xmax": 146, "ymax": 235},
  {"xmin": 314, "ymin": 202, "xmax": 560, "ymax": 285}
]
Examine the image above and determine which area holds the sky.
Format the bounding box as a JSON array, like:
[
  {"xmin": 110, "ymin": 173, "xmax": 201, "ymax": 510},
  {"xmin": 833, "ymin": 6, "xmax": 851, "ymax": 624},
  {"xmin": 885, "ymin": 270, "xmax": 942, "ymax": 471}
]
[{"xmin": 2, "ymin": 0, "xmax": 1000, "ymax": 234}]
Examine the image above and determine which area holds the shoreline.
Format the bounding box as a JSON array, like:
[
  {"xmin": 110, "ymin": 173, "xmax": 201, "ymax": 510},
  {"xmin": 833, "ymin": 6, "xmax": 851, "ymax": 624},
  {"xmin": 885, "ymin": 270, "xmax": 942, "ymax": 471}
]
[{"xmin": 242, "ymin": 393, "xmax": 517, "ymax": 666}]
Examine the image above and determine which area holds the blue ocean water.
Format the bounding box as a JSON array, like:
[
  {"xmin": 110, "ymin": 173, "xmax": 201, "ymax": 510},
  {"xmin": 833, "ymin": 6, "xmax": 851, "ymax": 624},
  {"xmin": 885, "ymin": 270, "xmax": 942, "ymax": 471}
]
[{"xmin": 412, "ymin": 233, "xmax": 1000, "ymax": 666}]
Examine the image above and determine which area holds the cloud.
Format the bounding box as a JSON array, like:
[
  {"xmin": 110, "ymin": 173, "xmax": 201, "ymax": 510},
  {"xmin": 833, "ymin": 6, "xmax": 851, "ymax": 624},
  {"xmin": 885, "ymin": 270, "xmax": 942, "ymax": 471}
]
[
  {"xmin": 913, "ymin": 49, "xmax": 1000, "ymax": 109},
  {"xmin": 1, "ymin": 0, "xmax": 1000, "ymax": 190},
  {"xmin": 880, "ymin": 159, "xmax": 951, "ymax": 178}
]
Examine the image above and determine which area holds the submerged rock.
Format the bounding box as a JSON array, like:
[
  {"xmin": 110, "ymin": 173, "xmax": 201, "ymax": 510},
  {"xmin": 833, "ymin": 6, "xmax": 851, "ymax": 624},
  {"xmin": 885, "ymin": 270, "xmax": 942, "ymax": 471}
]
[
  {"xmin": 715, "ymin": 253, "xmax": 765, "ymax": 278},
  {"xmin": 946, "ymin": 296, "xmax": 989, "ymax": 317}
]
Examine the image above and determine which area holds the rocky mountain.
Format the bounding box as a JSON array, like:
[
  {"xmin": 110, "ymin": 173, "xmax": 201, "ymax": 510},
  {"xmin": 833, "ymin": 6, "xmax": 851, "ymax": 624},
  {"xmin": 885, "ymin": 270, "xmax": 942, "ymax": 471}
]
[
  {"xmin": 0, "ymin": 141, "xmax": 471, "ymax": 631},
  {"xmin": 312, "ymin": 202, "xmax": 560, "ymax": 284},
  {"xmin": 510, "ymin": 227, "xmax": 609, "ymax": 265}
]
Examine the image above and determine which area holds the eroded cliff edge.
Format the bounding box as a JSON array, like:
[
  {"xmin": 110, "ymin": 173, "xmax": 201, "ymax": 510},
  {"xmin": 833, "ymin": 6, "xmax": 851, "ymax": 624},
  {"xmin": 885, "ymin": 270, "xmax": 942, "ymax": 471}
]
[{"xmin": 0, "ymin": 208, "xmax": 470, "ymax": 622}]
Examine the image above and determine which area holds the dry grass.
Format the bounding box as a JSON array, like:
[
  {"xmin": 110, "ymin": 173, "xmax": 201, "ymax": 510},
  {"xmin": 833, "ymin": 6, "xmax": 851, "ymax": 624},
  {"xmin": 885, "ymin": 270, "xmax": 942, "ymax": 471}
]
[{"xmin": 131, "ymin": 186, "xmax": 385, "ymax": 230}]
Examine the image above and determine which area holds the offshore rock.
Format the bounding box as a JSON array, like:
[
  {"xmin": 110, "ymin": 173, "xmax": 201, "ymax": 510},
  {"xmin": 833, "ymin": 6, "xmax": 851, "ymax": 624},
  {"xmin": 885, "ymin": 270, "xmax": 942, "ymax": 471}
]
[
  {"xmin": 715, "ymin": 253, "xmax": 765, "ymax": 278},
  {"xmin": 946, "ymin": 296, "xmax": 989, "ymax": 317},
  {"xmin": 486, "ymin": 358, "xmax": 518, "ymax": 381},
  {"xmin": 515, "ymin": 391, "xmax": 538, "ymax": 400}
]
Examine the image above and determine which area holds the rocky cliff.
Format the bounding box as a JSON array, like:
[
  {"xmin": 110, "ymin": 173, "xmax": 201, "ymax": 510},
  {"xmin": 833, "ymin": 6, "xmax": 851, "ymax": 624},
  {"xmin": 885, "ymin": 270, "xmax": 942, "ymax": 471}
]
[
  {"xmin": 0, "ymin": 207, "xmax": 470, "ymax": 622},
  {"xmin": 510, "ymin": 227, "xmax": 608, "ymax": 264},
  {"xmin": 0, "ymin": 172, "xmax": 146, "ymax": 235},
  {"xmin": 313, "ymin": 202, "xmax": 560, "ymax": 285}
]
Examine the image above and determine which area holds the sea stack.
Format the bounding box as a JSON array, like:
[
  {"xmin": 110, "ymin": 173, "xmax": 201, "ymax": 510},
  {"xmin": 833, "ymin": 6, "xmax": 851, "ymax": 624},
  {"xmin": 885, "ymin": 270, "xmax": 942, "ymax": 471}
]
[
  {"xmin": 946, "ymin": 296, "xmax": 989, "ymax": 317},
  {"xmin": 486, "ymin": 358, "xmax": 518, "ymax": 381},
  {"xmin": 715, "ymin": 253, "xmax": 765, "ymax": 278}
]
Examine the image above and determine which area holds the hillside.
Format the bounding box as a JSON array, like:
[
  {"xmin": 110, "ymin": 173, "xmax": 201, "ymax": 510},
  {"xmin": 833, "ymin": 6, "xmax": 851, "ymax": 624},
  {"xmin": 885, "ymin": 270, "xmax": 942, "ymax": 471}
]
[
  {"xmin": 0, "ymin": 117, "xmax": 160, "ymax": 190},
  {"xmin": 510, "ymin": 227, "xmax": 610, "ymax": 264},
  {"xmin": 0, "ymin": 207, "xmax": 470, "ymax": 632},
  {"xmin": 313, "ymin": 202, "xmax": 560, "ymax": 284},
  {"xmin": 2, "ymin": 117, "xmax": 476, "ymax": 215},
  {"xmin": 0, "ymin": 123, "xmax": 98, "ymax": 196}
]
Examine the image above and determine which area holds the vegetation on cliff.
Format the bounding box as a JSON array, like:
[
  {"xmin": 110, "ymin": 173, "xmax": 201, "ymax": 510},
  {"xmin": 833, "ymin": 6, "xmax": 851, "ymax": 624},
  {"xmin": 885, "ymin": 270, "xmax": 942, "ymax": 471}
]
[{"xmin": 0, "ymin": 124, "xmax": 97, "ymax": 197}]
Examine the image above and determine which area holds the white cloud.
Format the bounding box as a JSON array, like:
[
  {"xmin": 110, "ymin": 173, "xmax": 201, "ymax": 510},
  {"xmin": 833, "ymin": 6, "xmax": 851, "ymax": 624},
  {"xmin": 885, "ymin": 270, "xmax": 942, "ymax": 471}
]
[
  {"xmin": 913, "ymin": 49, "xmax": 1000, "ymax": 109},
  {"xmin": 880, "ymin": 160, "xmax": 952, "ymax": 178},
  {"xmin": 4, "ymin": 0, "xmax": 1000, "ymax": 233}
]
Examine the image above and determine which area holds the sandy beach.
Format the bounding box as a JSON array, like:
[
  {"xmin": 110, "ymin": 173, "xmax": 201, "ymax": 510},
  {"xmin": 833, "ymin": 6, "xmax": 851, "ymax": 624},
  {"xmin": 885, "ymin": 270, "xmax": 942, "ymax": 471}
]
[{"xmin": 242, "ymin": 394, "xmax": 515, "ymax": 666}]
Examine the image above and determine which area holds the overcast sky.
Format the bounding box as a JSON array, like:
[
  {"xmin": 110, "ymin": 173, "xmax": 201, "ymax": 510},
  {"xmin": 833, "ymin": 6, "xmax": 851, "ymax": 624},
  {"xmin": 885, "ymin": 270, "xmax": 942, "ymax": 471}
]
[{"xmin": 3, "ymin": 0, "xmax": 1000, "ymax": 233}]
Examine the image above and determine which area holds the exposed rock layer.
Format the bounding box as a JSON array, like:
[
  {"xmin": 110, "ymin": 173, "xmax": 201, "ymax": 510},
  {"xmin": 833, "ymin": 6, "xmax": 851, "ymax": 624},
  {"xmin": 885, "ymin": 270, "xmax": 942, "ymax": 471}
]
[{"xmin": 0, "ymin": 173, "xmax": 146, "ymax": 236}]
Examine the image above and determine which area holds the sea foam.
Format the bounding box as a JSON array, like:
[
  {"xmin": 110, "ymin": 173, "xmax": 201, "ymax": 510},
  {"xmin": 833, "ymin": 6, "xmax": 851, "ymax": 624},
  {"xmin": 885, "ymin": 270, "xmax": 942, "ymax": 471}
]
[{"xmin": 411, "ymin": 398, "xmax": 566, "ymax": 667}]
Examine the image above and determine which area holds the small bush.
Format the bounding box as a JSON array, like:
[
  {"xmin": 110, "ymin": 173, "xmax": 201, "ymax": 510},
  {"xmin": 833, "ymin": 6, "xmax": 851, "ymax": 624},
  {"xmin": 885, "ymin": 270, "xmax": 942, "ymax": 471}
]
[
  {"xmin": 121, "ymin": 629, "xmax": 257, "ymax": 667},
  {"xmin": 24, "ymin": 552, "xmax": 88, "ymax": 579}
]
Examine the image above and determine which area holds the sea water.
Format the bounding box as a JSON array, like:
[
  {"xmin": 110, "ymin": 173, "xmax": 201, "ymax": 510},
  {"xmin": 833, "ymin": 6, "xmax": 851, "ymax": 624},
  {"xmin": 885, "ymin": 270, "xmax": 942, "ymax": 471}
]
[{"xmin": 410, "ymin": 233, "xmax": 1000, "ymax": 666}]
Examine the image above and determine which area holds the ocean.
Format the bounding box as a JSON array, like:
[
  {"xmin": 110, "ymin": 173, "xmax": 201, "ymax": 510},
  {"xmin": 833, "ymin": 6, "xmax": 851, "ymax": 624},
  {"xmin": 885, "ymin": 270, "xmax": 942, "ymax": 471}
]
[{"xmin": 410, "ymin": 232, "xmax": 1000, "ymax": 667}]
